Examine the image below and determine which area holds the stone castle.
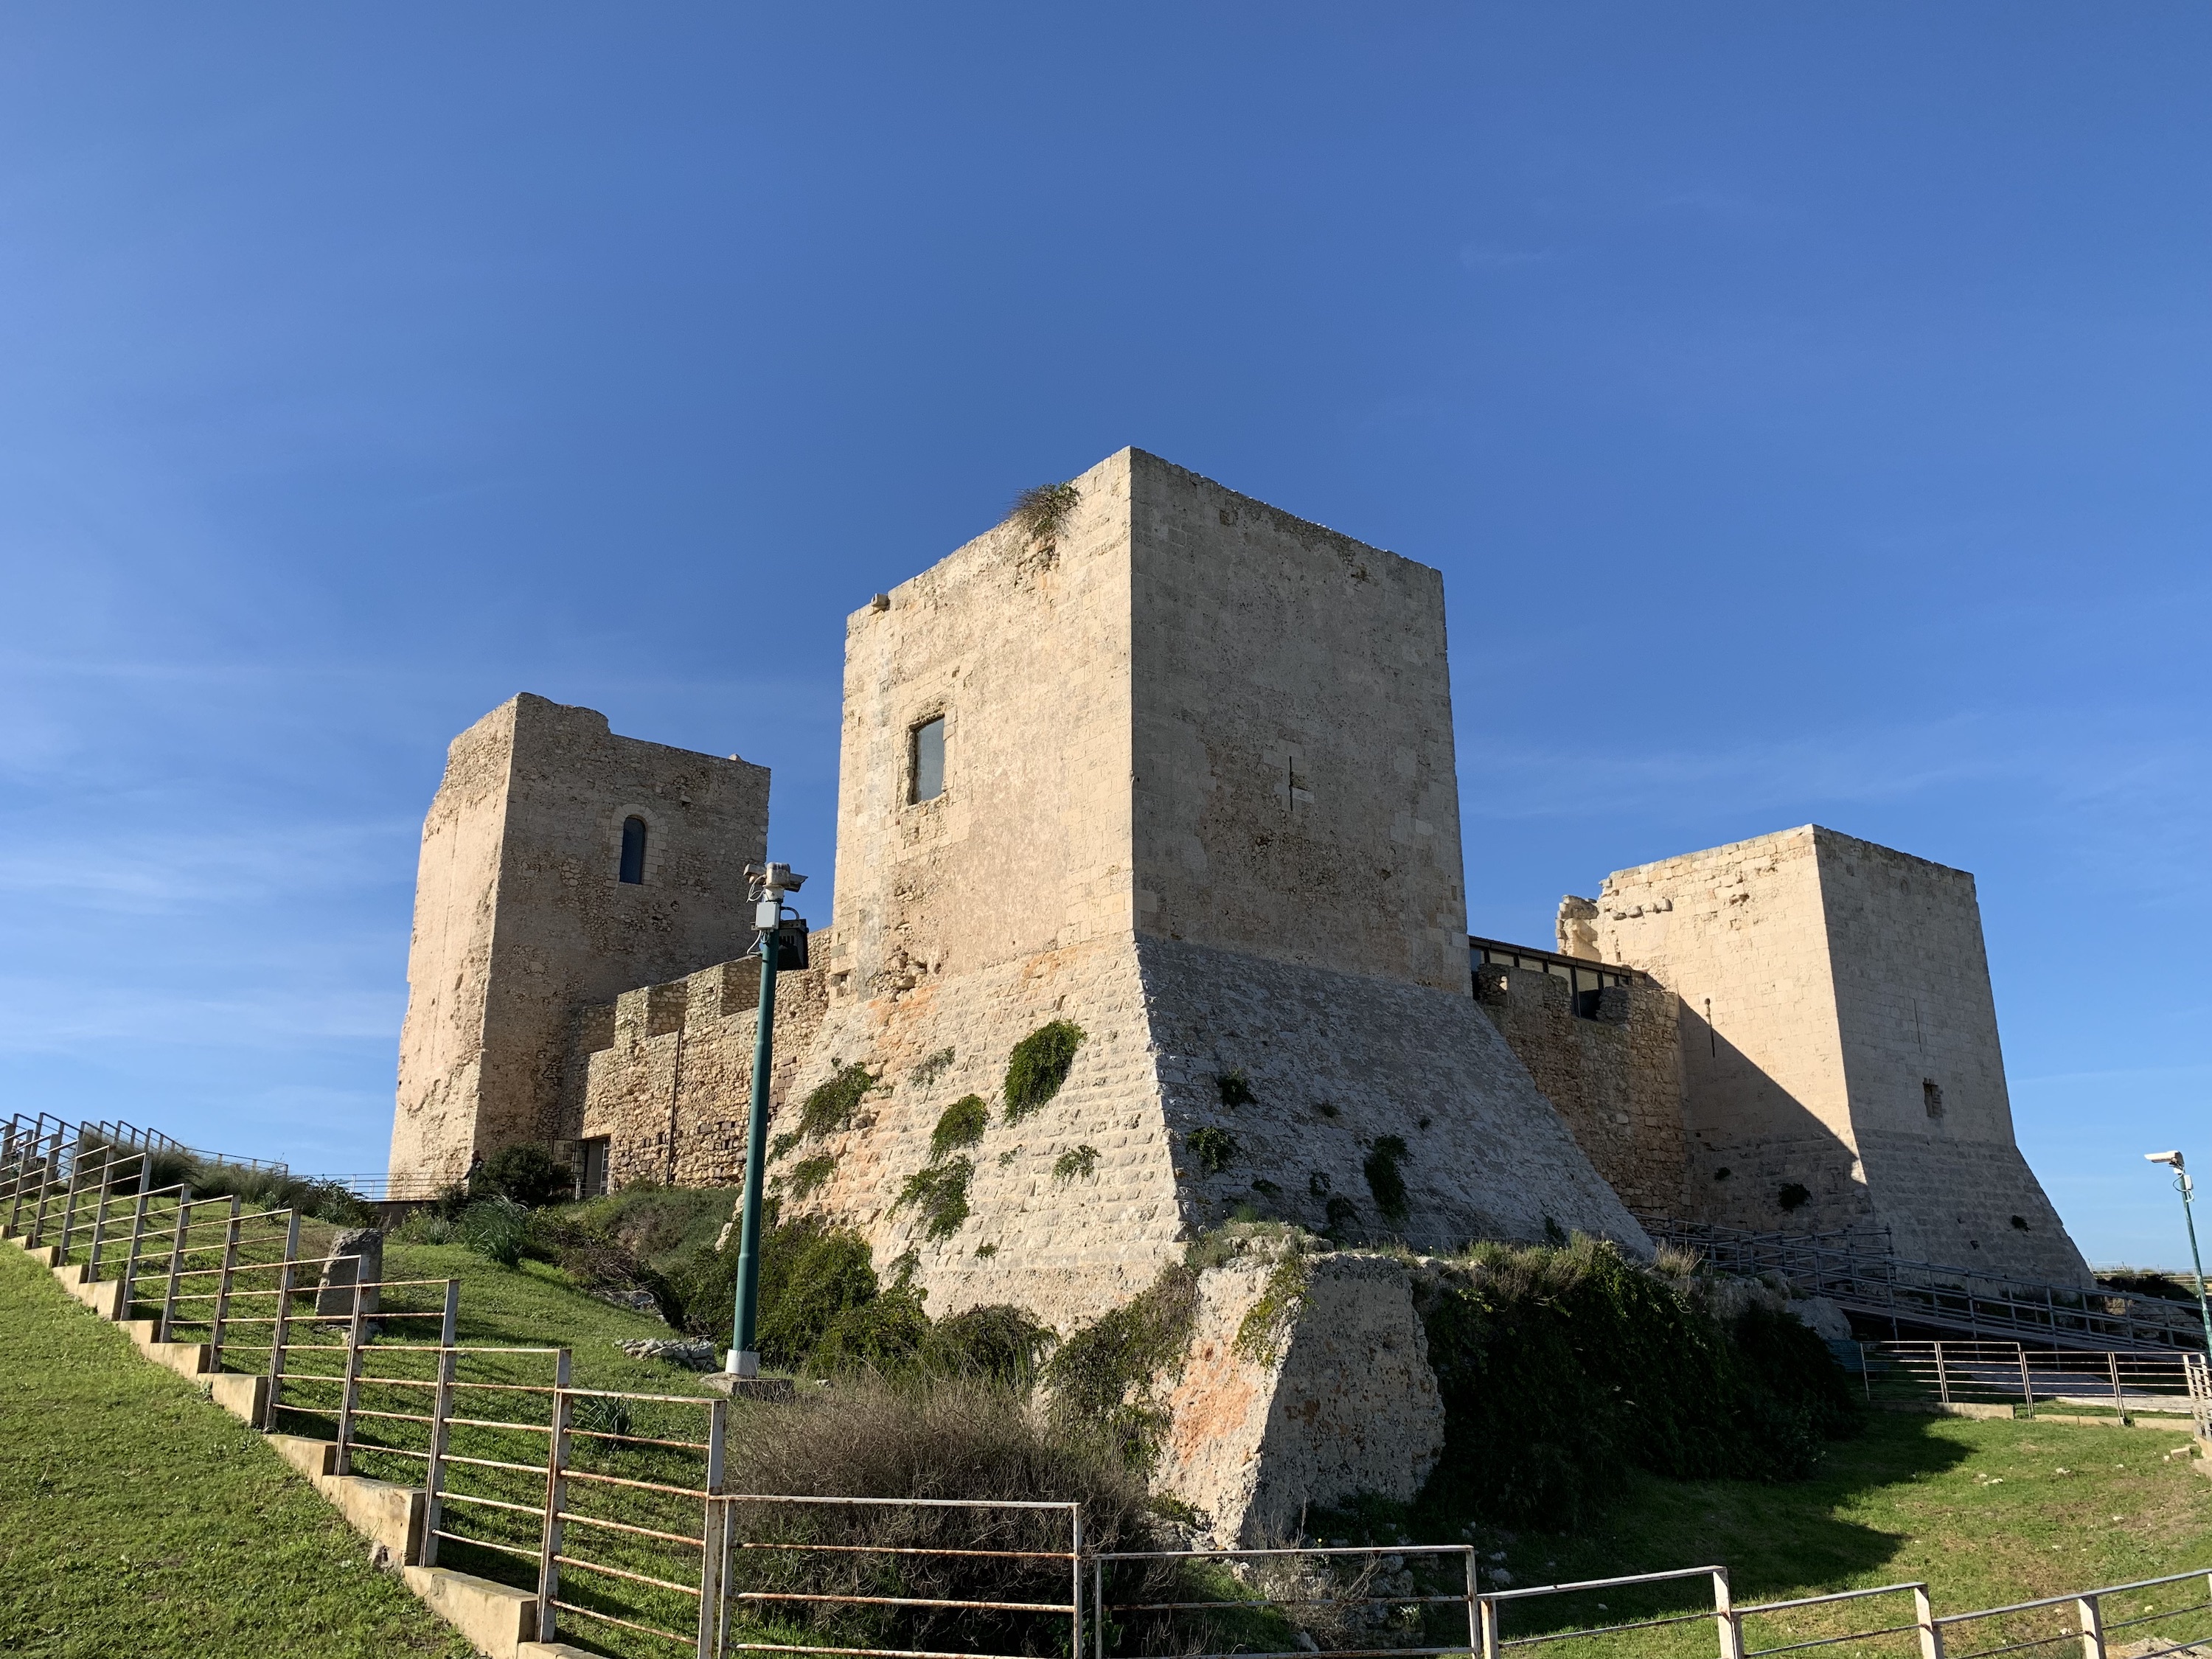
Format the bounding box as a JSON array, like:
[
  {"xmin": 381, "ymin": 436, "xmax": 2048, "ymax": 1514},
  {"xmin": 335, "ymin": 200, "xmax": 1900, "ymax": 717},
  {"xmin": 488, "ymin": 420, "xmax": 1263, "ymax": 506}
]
[{"xmin": 389, "ymin": 447, "xmax": 2090, "ymax": 1333}]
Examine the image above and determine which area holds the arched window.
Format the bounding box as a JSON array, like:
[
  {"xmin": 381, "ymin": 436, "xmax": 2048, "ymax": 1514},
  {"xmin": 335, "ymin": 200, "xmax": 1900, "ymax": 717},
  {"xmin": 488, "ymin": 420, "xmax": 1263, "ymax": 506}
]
[{"xmin": 619, "ymin": 816, "xmax": 648, "ymax": 884}]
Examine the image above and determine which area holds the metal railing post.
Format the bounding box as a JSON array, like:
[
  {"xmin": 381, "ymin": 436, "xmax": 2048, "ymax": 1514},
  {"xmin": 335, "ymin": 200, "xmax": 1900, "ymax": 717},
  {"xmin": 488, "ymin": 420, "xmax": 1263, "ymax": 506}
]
[
  {"xmin": 538, "ymin": 1365, "xmax": 574, "ymax": 1644},
  {"xmin": 698, "ymin": 1397, "xmax": 728, "ymax": 1659},
  {"xmin": 2108, "ymin": 1354, "xmax": 2129, "ymax": 1426},
  {"xmin": 1066, "ymin": 1504, "xmax": 1083, "ymax": 1659},
  {"xmin": 263, "ymin": 1210, "xmax": 302, "ymax": 1430},
  {"xmin": 208, "ymin": 1197, "xmax": 243, "ymax": 1371},
  {"xmin": 159, "ymin": 1194, "xmax": 194, "ymax": 1342},
  {"xmin": 334, "ymin": 1287, "xmax": 368, "ymax": 1477},
  {"xmin": 1464, "ymin": 1548, "xmax": 1483, "ymax": 1659},
  {"xmin": 420, "ymin": 1343, "xmax": 458, "ymax": 1568},
  {"xmin": 1714, "ymin": 1567, "xmax": 1742, "ymax": 1659},
  {"xmin": 2075, "ymin": 1591, "xmax": 2104, "ymax": 1658},
  {"xmin": 83, "ymin": 1147, "xmax": 119, "ymax": 1281},
  {"xmin": 1478, "ymin": 1590, "xmax": 1500, "ymax": 1659},
  {"xmin": 29, "ymin": 1125, "xmax": 65, "ymax": 1243},
  {"xmin": 1914, "ymin": 1584, "xmax": 1944, "ymax": 1658},
  {"xmin": 1935, "ymin": 1343, "xmax": 1952, "ymax": 1406},
  {"xmin": 120, "ymin": 1186, "xmax": 152, "ymax": 1317},
  {"xmin": 52, "ymin": 1141, "xmax": 86, "ymax": 1259},
  {"xmin": 2020, "ymin": 1348, "xmax": 2035, "ymax": 1418}
]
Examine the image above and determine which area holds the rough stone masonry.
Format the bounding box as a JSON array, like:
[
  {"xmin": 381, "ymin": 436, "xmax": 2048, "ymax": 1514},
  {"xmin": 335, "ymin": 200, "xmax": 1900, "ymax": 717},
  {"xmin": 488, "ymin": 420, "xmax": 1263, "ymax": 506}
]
[{"xmin": 386, "ymin": 445, "xmax": 2090, "ymax": 1537}]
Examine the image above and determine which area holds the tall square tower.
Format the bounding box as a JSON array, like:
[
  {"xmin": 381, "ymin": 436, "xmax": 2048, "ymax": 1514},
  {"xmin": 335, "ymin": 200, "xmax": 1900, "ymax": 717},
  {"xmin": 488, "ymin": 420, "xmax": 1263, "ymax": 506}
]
[
  {"xmin": 389, "ymin": 694, "xmax": 769, "ymax": 1186},
  {"xmin": 785, "ymin": 450, "xmax": 1643, "ymax": 1324},
  {"xmin": 1568, "ymin": 825, "xmax": 2089, "ymax": 1284}
]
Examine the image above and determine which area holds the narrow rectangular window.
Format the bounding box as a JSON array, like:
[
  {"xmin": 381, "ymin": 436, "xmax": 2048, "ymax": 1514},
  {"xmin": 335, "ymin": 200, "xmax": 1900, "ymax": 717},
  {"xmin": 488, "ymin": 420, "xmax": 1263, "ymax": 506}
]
[
  {"xmin": 1923, "ymin": 1079, "xmax": 1944, "ymax": 1119},
  {"xmin": 911, "ymin": 717, "xmax": 945, "ymax": 803},
  {"xmin": 619, "ymin": 816, "xmax": 648, "ymax": 884}
]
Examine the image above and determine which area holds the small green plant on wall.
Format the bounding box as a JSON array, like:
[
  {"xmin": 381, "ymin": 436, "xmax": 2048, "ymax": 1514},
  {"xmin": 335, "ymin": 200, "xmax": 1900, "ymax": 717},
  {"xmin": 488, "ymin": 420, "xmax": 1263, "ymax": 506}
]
[
  {"xmin": 1009, "ymin": 480, "xmax": 1081, "ymax": 544},
  {"xmin": 1004, "ymin": 1021, "xmax": 1085, "ymax": 1123},
  {"xmin": 787, "ymin": 1153, "xmax": 838, "ymax": 1200},
  {"xmin": 909, "ymin": 1047, "xmax": 956, "ymax": 1090},
  {"xmin": 1363, "ymin": 1134, "xmax": 1412, "ymax": 1222},
  {"xmin": 931, "ymin": 1095, "xmax": 989, "ymax": 1158},
  {"xmin": 894, "ymin": 1158, "xmax": 975, "ymax": 1240},
  {"xmin": 1053, "ymin": 1144, "xmax": 1100, "ymax": 1183},
  {"xmin": 1217, "ymin": 1070, "xmax": 1256, "ymax": 1107},
  {"xmin": 800, "ymin": 1063, "xmax": 877, "ymax": 1139},
  {"xmin": 1187, "ymin": 1125, "xmax": 1238, "ymax": 1175}
]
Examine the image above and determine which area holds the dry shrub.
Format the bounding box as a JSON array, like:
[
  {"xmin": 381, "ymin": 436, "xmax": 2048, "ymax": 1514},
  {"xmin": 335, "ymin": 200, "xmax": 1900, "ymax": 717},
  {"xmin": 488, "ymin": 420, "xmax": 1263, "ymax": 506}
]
[{"xmin": 721, "ymin": 1374, "xmax": 1158, "ymax": 1654}]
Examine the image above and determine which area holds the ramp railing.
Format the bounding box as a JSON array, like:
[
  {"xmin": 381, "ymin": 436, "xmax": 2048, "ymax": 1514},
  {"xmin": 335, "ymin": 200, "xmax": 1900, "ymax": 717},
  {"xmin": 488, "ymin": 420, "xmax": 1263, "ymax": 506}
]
[{"xmin": 1638, "ymin": 1216, "xmax": 2205, "ymax": 1352}]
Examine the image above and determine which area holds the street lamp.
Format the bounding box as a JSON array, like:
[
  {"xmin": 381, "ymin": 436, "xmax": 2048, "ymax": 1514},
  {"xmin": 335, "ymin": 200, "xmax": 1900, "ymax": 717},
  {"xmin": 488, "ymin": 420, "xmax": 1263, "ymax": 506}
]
[
  {"xmin": 2144, "ymin": 1151, "xmax": 2212, "ymax": 1357},
  {"xmin": 725, "ymin": 861, "xmax": 806, "ymax": 1382}
]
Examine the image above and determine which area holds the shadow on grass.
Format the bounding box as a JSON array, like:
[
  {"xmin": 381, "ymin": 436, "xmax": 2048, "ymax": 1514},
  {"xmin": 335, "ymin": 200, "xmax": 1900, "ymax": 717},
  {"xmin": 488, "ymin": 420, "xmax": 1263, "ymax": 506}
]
[{"xmin": 1313, "ymin": 1412, "xmax": 1973, "ymax": 1644}]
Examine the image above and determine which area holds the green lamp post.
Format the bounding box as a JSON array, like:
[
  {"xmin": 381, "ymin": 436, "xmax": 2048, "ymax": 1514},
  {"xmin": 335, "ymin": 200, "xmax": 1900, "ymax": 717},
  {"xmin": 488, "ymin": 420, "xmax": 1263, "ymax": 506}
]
[
  {"xmin": 726, "ymin": 861, "xmax": 804, "ymax": 1380},
  {"xmin": 2144, "ymin": 1150, "xmax": 2212, "ymax": 1357}
]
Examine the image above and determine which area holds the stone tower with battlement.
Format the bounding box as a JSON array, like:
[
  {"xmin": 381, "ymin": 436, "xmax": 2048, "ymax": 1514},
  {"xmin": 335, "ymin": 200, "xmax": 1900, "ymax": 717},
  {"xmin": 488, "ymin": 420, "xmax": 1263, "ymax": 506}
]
[
  {"xmin": 1557, "ymin": 824, "xmax": 2090, "ymax": 1285},
  {"xmin": 388, "ymin": 693, "xmax": 769, "ymax": 1187}
]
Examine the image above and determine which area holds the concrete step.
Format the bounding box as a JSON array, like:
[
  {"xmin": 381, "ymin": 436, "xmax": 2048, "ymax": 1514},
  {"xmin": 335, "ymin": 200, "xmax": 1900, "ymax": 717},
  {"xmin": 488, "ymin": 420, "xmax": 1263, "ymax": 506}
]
[{"xmin": 403, "ymin": 1566, "xmax": 538, "ymax": 1659}]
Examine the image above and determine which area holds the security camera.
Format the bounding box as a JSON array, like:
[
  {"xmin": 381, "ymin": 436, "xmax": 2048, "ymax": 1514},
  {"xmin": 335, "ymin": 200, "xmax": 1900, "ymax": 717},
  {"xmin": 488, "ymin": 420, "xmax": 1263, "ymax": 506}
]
[{"xmin": 2147, "ymin": 1151, "xmax": 2185, "ymax": 1169}]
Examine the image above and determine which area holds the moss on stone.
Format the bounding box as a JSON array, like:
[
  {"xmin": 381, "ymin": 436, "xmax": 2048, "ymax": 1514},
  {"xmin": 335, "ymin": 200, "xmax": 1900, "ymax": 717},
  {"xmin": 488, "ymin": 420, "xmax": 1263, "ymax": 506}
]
[
  {"xmin": 1231, "ymin": 1254, "xmax": 1312, "ymax": 1366},
  {"xmin": 1217, "ymin": 1069, "xmax": 1256, "ymax": 1107},
  {"xmin": 1052, "ymin": 1144, "xmax": 1099, "ymax": 1183}
]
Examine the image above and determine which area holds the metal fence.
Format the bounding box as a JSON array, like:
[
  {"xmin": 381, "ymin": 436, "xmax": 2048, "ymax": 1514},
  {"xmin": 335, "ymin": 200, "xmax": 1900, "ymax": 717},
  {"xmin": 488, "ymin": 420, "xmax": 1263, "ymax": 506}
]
[
  {"xmin": 1638, "ymin": 1215, "xmax": 2205, "ymax": 1353},
  {"xmin": 721, "ymin": 1494, "xmax": 1083, "ymax": 1659},
  {"xmin": 1855, "ymin": 1340, "xmax": 2212, "ymax": 1432},
  {"xmin": 1091, "ymin": 1541, "xmax": 1477, "ymax": 1659}
]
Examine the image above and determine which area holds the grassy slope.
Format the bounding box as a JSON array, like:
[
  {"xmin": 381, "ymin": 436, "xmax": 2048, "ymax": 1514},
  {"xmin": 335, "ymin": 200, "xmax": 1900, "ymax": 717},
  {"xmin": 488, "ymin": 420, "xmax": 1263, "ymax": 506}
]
[
  {"xmin": 0, "ymin": 1244, "xmax": 476, "ymax": 1659},
  {"xmin": 1478, "ymin": 1411, "xmax": 2212, "ymax": 1653},
  {"xmin": 381, "ymin": 1239, "xmax": 706, "ymax": 1391}
]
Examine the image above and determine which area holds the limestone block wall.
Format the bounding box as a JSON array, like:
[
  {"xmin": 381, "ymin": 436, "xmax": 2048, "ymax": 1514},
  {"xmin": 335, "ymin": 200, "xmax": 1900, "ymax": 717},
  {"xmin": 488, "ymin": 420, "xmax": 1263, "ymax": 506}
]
[
  {"xmin": 1127, "ymin": 452, "xmax": 1468, "ymax": 992},
  {"xmin": 1155, "ymin": 1253, "xmax": 1445, "ymax": 1545},
  {"xmin": 1570, "ymin": 824, "xmax": 2090, "ymax": 1285},
  {"xmin": 1565, "ymin": 827, "xmax": 1874, "ymax": 1235},
  {"xmin": 1137, "ymin": 939, "xmax": 1649, "ymax": 1254},
  {"xmin": 1472, "ymin": 962, "xmax": 1688, "ymax": 1217},
  {"xmin": 392, "ymin": 694, "xmax": 770, "ymax": 1186},
  {"xmin": 563, "ymin": 957, "xmax": 830, "ymax": 1193},
  {"xmin": 766, "ymin": 938, "xmax": 1193, "ymax": 1331},
  {"xmin": 763, "ymin": 932, "xmax": 1648, "ymax": 1336}
]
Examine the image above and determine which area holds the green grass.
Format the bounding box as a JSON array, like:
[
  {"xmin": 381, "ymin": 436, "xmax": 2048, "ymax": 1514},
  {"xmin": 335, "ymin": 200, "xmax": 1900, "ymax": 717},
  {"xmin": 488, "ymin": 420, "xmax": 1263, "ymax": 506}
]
[
  {"xmin": 380, "ymin": 1239, "xmax": 710, "ymax": 1391},
  {"xmin": 1462, "ymin": 1411, "xmax": 2212, "ymax": 1655},
  {"xmin": 0, "ymin": 1242, "xmax": 477, "ymax": 1659}
]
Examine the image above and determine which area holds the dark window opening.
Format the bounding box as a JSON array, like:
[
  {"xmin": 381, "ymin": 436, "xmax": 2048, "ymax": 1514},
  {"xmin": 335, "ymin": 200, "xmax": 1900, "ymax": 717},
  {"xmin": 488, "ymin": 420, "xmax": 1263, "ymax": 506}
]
[
  {"xmin": 1923, "ymin": 1079, "xmax": 1944, "ymax": 1119},
  {"xmin": 619, "ymin": 816, "xmax": 648, "ymax": 884},
  {"xmin": 911, "ymin": 717, "xmax": 945, "ymax": 804},
  {"xmin": 1778, "ymin": 1181, "xmax": 1812, "ymax": 1211},
  {"xmin": 580, "ymin": 1137, "xmax": 611, "ymax": 1198},
  {"xmin": 1714, "ymin": 1166, "xmax": 1732, "ymax": 1181}
]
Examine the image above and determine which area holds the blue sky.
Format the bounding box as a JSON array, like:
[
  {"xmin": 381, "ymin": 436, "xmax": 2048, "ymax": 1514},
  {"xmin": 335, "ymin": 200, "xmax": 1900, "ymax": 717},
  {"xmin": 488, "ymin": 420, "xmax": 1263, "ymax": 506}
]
[{"xmin": 1, "ymin": 5, "xmax": 2203, "ymax": 1265}]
